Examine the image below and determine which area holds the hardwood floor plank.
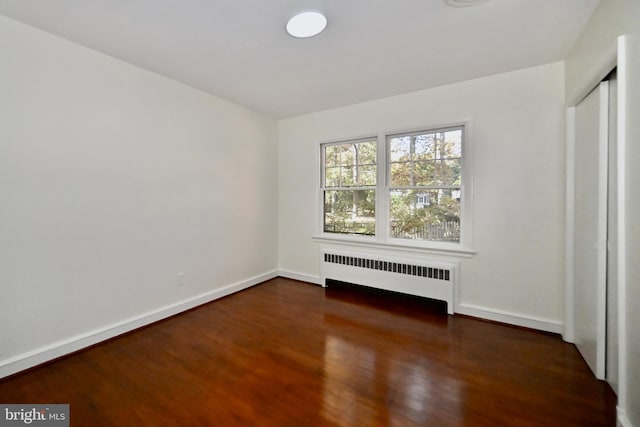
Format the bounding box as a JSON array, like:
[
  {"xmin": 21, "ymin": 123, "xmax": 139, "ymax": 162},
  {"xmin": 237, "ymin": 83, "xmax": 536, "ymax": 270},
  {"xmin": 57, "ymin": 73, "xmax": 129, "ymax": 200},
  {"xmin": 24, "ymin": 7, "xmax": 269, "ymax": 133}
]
[{"xmin": 0, "ymin": 278, "xmax": 616, "ymax": 426}]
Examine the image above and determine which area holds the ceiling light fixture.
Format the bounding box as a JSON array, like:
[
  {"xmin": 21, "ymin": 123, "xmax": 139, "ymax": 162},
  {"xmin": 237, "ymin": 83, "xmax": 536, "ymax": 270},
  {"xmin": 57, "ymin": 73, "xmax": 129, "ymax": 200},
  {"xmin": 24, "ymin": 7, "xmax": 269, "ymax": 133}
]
[{"xmin": 286, "ymin": 11, "xmax": 327, "ymax": 38}]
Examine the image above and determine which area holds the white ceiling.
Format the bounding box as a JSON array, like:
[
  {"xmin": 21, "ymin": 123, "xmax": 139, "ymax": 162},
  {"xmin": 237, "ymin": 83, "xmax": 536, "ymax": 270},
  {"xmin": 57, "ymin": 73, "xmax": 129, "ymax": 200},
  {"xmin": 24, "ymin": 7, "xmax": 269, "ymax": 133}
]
[{"xmin": 0, "ymin": 0, "xmax": 599, "ymax": 118}]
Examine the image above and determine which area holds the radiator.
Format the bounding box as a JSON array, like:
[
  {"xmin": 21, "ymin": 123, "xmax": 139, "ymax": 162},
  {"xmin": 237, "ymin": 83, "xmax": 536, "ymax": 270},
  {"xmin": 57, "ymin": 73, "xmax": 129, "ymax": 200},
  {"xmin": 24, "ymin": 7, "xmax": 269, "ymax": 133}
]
[{"xmin": 321, "ymin": 250, "xmax": 456, "ymax": 314}]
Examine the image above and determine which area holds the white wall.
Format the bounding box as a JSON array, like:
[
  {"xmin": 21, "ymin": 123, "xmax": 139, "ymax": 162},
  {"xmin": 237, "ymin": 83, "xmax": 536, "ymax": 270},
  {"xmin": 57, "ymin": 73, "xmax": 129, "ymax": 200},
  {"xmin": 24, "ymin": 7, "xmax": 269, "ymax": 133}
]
[
  {"xmin": 565, "ymin": 1, "xmax": 640, "ymax": 425},
  {"xmin": 278, "ymin": 62, "xmax": 566, "ymax": 331},
  {"xmin": 0, "ymin": 15, "xmax": 278, "ymax": 375}
]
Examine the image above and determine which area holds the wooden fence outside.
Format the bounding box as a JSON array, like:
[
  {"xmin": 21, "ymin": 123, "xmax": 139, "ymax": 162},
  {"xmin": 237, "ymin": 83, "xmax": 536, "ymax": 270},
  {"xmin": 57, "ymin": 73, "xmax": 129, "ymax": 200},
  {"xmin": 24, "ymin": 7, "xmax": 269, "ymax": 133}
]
[{"xmin": 390, "ymin": 220, "xmax": 460, "ymax": 241}]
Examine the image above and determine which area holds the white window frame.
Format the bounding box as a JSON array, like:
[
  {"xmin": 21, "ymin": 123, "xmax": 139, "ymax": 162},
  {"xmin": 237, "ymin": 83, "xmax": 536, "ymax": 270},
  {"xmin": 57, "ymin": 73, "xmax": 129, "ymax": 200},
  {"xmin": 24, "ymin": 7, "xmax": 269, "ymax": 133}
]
[
  {"xmin": 319, "ymin": 137, "xmax": 379, "ymax": 242},
  {"xmin": 316, "ymin": 122, "xmax": 474, "ymax": 257}
]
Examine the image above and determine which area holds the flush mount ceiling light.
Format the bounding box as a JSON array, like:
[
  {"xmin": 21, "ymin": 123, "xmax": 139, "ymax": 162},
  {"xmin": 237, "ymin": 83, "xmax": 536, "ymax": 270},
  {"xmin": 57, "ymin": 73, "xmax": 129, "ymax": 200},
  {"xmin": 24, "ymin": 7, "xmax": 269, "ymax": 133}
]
[
  {"xmin": 444, "ymin": 0, "xmax": 490, "ymax": 7},
  {"xmin": 286, "ymin": 11, "xmax": 327, "ymax": 38}
]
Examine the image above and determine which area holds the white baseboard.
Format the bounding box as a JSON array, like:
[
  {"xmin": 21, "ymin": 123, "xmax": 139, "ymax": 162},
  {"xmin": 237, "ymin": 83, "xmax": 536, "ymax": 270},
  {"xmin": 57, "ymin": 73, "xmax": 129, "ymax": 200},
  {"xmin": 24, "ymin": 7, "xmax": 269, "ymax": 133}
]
[
  {"xmin": 456, "ymin": 303, "xmax": 564, "ymax": 334},
  {"xmin": 276, "ymin": 273, "xmax": 564, "ymax": 334},
  {"xmin": 277, "ymin": 269, "xmax": 322, "ymax": 285},
  {"xmin": 618, "ymin": 407, "xmax": 633, "ymax": 427},
  {"xmin": 0, "ymin": 270, "xmax": 278, "ymax": 380}
]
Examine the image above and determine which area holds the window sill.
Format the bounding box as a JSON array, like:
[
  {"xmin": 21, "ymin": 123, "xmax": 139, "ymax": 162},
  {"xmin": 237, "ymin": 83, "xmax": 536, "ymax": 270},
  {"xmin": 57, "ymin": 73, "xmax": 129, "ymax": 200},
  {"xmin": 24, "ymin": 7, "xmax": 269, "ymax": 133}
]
[{"xmin": 312, "ymin": 235, "xmax": 476, "ymax": 258}]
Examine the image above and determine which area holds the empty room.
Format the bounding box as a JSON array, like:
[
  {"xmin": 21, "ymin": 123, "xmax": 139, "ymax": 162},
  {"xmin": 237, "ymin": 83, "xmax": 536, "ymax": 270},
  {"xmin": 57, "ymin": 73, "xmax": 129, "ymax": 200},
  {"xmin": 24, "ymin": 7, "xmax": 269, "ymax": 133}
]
[{"xmin": 0, "ymin": 0, "xmax": 638, "ymax": 426}]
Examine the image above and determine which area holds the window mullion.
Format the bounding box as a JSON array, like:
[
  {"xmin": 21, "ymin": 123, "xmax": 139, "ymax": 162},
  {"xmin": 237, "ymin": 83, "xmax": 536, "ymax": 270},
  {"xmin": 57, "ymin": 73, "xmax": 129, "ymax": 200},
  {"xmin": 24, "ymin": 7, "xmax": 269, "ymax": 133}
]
[
  {"xmin": 410, "ymin": 135, "xmax": 415, "ymax": 186},
  {"xmin": 377, "ymin": 133, "xmax": 388, "ymax": 242},
  {"xmin": 390, "ymin": 185, "xmax": 461, "ymax": 190}
]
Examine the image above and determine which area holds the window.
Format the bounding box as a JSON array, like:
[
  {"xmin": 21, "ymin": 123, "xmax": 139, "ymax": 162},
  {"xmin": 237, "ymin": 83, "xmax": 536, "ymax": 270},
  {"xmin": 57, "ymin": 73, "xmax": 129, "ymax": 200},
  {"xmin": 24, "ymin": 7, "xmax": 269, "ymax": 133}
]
[
  {"xmin": 388, "ymin": 126, "xmax": 463, "ymax": 243},
  {"xmin": 320, "ymin": 124, "xmax": 468, "ymax": 249},
  {"xmin": 321, "ymin": 138, "xmax": 377, "ymax": 235}
]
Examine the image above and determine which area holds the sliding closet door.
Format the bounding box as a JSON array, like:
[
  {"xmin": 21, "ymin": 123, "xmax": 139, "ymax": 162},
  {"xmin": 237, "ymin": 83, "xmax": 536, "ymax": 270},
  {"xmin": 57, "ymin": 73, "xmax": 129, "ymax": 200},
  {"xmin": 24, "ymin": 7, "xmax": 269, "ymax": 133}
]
[
  {"xmin": 606, "ymin": 71, "xmax": 618, "ymax": 393},
  {"xmin": 573, "ymin": 81, "xmax": 608, "ymax": 379}
]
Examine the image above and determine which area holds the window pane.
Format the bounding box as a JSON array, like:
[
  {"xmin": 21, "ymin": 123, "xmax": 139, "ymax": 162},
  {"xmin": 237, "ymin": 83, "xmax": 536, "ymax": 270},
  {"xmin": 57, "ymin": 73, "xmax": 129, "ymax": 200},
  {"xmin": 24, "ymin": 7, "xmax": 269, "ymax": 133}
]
[
  {"xmin": 390, "ymin": 162, "xmax": 411, "ymax": 186},
  {"xmin": 358, "ymin": 165, "xmax": 376, "ymax": 186},
  {"xmin": 340, "ymin": 146, "xmax": 355, "ymax": 167},
  {"xmin": 433, "ymin": 158, "xmax": 461, "ymax": 186},
  {"xmin": 325, "ymin": 145, "xmax": 338, "ymax": 167},
  {"xmin": 340, "ymin": 165, "xmax": 355, "ymax": 186},
  {"xmin": 412, "ymin": 160, "xmax": 437, "ymax": 186},
  {"xmin": 325, "ymin": 166, "xmax": 340, "ymax": 187},
  {"xmin": 324, "ymin": 190, "xmax": 375, "ymax": 235},
  {"xmin": 389, "ymin": 136, "xmax": 410, "ymax": 161},
  {"xmin": 388, "ymin": 128, "xmax": 462, "ymax": 188},
  {"xmin": 323, "ymin": 140, "xmax": 376, "ymax": 188},
  {"xmin": 392, "ymin": 160, "xmax": 460, "ymax": 187},
  {"xmin": 358, "ymin": 142, "xmax": 377, "ymax": 165},
  {"xmin": 444, "ymin": 129, "xmax": 462, "ymax": 158},
  {"xmin": 414, "ymin": 133, "xmax": 434, "ymax": 159},
  {"xmin": 389, "ymin": 188, "xmax": 460, "ymax": 242}
]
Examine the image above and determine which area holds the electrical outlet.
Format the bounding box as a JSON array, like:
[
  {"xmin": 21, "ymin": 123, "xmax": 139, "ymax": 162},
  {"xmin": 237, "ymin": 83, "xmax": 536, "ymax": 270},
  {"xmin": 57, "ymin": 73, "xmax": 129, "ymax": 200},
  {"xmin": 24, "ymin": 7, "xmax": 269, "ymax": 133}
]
[{"xmin": 177, "ymin": 272, "xmax": 185, "ymax": 287}]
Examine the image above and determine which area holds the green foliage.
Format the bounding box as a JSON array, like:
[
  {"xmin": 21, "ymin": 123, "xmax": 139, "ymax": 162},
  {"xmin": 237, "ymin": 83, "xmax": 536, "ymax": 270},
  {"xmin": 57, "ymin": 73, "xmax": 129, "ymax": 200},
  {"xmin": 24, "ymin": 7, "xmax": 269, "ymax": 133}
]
[
  {"xmin": 389, "ymin": 131, "xmax": 461, "ymax": 187},
  {"xmin": 387, "ymin": 129, "xmax": 462, "ymax": 240},
  {"xmin": 390, "ymin": 189, "xmax": 460, "ymax": 240},
  {"xmin": 324, "ymin": 190, "xmax": 375, "ymax": 235}
]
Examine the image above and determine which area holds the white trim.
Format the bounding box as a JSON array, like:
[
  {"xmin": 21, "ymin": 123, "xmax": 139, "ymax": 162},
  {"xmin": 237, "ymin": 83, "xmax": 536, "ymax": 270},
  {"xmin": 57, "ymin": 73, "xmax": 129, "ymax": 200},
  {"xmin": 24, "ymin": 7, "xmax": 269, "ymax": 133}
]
[
  {"xmin": 312, "ymin": 236, "xmax": 475, "ymax": 258},
  {"xmin": 567, "ymin": 41, "xmax": 617, "ymax": 107},
  {"xmin": 564, "ymin": 106, "xmax": 576, "ymax": 343},
  {"xmin": 376, "ymin": 130, "xmax": 389, "ymax": 242},
  {"xmin": 615, "ymin": 34, "xmax": 628, "ymax": 417},
  {"xmin": 566, "ymin": 35, "xmax": 629, "ymax": 416},
  {"xmin": 617, "ymin": 407, "xmax": 632, "ymax": 427},
  {"xmin": 281, "ymin": 268, "xmax": 562, "ymax": 334},
  {"xmin": 567, "ymin": 81, "xmax": 609, "ymax": 379},
  {"xmin": 595, "ymin": 81, "xmax": 610, "ymax": 379},
  {"xmin": 277, "ymin": 269, "xmax": 322, "ymax": 285},
  {"xmin": 456, "ymin": 303, "xmax": 564, "ymax": 334},
  {"xmin": 462, "ymin": 120, "xmax": 475, "ymax": 250},
  {"xmin": 0, "ymin": 270, "xmax": 278, "ymax": 380}
]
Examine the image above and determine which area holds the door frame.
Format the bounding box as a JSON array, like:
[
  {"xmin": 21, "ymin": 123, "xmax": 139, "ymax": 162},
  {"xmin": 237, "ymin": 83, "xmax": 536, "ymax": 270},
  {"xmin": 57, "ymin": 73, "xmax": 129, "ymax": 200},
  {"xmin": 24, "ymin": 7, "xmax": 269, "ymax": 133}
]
[
  {"xmin": 567, "ymin": 81, "xmax": 609, "ymax": 379},
  {"xmin": 564, "ymin": 35, "xmax": 628, "ymax": 416}
]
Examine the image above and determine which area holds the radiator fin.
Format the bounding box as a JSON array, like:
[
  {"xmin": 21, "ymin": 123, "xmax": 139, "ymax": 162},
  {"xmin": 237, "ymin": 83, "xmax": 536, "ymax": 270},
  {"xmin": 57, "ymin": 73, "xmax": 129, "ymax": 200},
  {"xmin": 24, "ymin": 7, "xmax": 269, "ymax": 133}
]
[{"xmin": 323, "ymin": 253, "xmax": 450, "ymax": 281}]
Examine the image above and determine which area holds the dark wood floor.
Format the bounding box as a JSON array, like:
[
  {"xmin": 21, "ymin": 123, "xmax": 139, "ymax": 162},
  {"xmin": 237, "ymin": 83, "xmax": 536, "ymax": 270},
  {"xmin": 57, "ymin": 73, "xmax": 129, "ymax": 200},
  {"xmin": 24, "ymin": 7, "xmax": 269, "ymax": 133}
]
[{"xmin": 0, "ymin": 278, "xmax": 616, "ymax": 426}]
